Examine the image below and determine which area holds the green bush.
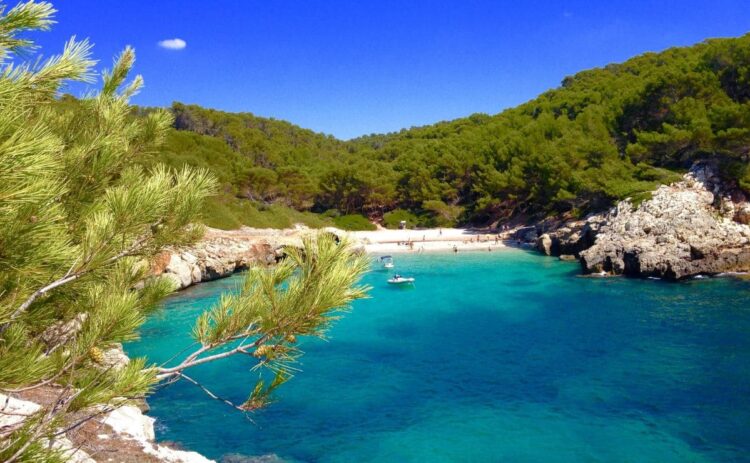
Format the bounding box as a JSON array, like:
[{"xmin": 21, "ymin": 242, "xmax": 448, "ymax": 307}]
[
  {"xmin": 321, "ymin": 208, "xmax": 341, "ymax": 218},
  {"xmin": 203, "ymin": 195, "xmax": 334, "ymax": 230},
  {"xmin": 383, "ymin": 209, "xmax": 419, "ymax": 229},
  {"xmin": 333, "ymin": 214, "xmax": 376, "ymax": 231}
]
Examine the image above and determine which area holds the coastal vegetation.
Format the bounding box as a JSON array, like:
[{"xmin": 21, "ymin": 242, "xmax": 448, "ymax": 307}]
[
  {"xmin": 0, "ymin": 3, "xmax": 368, "ymax": 461},
  {"xmin": 138, "ymin": 33, "xmax": 750, "ymax": 229},
  {"xmin": 2, "ymin": 0, "xmax": 749, "ymax": 459}
]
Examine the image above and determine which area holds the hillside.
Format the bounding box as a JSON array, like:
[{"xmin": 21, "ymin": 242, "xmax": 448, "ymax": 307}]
[{"xmin": 146, "ymin": 33, "xmax": 750, "ymax": 229}]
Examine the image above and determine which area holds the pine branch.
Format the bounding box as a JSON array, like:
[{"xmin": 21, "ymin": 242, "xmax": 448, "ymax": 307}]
[
  {"xmin": 174, "ymin": 373, "xmax": 252, "ymax": 415},
  {"xmin": 2, "ymin": 231, "xmax": 154, "ymax": 329},
  {"xmin": 4, "ymin": 385, "xmax": 73, "ymax": 463},
  {"xmin": 155, "ymin": 334, "xmax": 267, "ymax": 380}
]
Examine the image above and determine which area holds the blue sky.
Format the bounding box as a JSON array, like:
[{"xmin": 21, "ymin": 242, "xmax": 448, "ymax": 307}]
[{"xmin": 30, "ymin": 0, "xmax": 750, "ymax": 139}]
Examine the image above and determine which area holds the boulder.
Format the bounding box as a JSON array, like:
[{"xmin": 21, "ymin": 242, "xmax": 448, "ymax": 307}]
[
  {"xmin": 103, "ymin": 405, "xmax": 156, "ymax": 441},
  {"xmin": 535, "ymin": 213, "xmax": 605, "ymax": 257},
  {"xmin": 737, "ymin": 203, "xmax": 750, "ymax": 225},
  {"xmin": 40, "ymin": 313, "xmax": 87, "ymax": 349},
  {"xmin": 512, "ymin": 226, "xmax": 538, "ymax": 243},
  {"xmin": 166, "ymin": 253, "xmax": 194, "ymax": 289},
  {"xmin": 101, "ymin": 343, "xmax": 130, "ymax": 371}
]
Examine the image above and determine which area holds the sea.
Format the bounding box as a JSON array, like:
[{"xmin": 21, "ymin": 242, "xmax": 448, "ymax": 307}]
[{"xmin": 126, "ymin": 248, "xmax": 750, "ymax": 463}]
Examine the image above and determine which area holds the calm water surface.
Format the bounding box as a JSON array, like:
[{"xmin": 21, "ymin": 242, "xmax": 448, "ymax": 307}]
[{"xmin": 127, "ymin": 249, "xmax": 750, "ymax": 462}]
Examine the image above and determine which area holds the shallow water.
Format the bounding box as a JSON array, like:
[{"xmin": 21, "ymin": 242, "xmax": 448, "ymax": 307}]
[{"xmin": 127, "ymin": 249, "xmax": 750, "ymax": 462}]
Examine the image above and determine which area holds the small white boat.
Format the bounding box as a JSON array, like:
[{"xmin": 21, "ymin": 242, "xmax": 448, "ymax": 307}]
[
  {"xmin": 387, "ymin": 274, "xmax": 415, "ymax": 285},
  {"xmin": 379, "ymin": 255, "xmax": 394, "ymax": 269}
]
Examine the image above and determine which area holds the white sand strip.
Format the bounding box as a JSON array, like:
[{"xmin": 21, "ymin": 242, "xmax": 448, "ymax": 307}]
[{"xmin": 344, "ymin": 228, "xmax": 506, "ymax": 254}]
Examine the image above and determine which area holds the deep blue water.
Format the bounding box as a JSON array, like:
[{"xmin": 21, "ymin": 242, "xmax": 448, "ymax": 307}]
[{"xmin": 127, "ymin": 249, "xmax": 750, "ymax": 462}]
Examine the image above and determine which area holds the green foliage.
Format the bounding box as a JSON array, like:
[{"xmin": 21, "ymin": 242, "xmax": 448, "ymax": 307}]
[
  {"xmin": 159, "ymin": 235, "xmax": 370, "ymax": 411},
  {"xmin": 333, "ymin": 214, "xmax": 377, "ymax": 231},
  {"xmin": 0, "ymin": 4, "xmax": 367, "ymax": 460},
  {"xmin": 141, "ymin": 33, "xmax": 750, "ymax": 226},
  {"xmin": 0, "ymin": 4, "xmax": 217, "ymax": 455},
  {"xmin": 422, "ymin": 200, "xmax": 465, "ymax": 227},
  {"xmin": 202, "ymin": 195, "xmax": 334, "ymax": 230},
  {"xmin": 383, "ymin": 209, "xmax": 420, "ymax": 229}
]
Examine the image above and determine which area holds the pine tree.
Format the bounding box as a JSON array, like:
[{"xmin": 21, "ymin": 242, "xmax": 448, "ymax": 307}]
[{"xmin": 0, "ymin": 2, "xmax": 369, "ymax": 461}]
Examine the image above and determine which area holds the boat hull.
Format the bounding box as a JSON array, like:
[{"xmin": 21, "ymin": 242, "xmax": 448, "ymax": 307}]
[{"xmin": 387, "ymin": 278, "xmax": 415, "ymax": 285}]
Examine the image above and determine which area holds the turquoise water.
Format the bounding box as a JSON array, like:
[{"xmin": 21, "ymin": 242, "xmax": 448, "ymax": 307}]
[{"xmin": 127, "ymin": 249, "xmax": 750, "ymax": 463}]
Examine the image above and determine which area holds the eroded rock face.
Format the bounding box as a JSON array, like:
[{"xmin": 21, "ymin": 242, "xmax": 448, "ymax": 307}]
[
  {"xmin": 2, "ymin": 390, "xmax": 215, "ymax": 463},
  {"xmin": 579, "ymin": 163, "xmax": 750, "ymax": 279},
  {"xmin": 153, "ymin": 226, "xmax": 349, "ymax": 291},
  {"xmin": 156, "ymin": 228, "xmax": 282, "ymax": 290},
  {"xmin": 536, "ymin": 214, "xmax": 606, "ymax": 257}
]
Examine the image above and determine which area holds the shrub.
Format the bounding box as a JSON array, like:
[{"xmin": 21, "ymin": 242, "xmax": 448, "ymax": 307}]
[
  {"xmin": 383, "ymin": 209, "xmax": 419, "ymax": 229},
  {"xmin": 321, "ymin": 208, "xmax": 341, "ymax": 218},
  {"xmin": 333, "ymin": 214, "xmax": 376, "ymax": 231},
  {"xmin": 203, "ymin": 195, "xmax": 334, "ymax": 229}
]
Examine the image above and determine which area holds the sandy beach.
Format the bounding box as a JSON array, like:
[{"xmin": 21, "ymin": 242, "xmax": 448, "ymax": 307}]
[
  {"xmin": 199, "ymin": 225, "xmax": 513, "ymax": 256},
  {"xmin": 345, "ymin": 227, "xmax": 507, "ymax": 254}
]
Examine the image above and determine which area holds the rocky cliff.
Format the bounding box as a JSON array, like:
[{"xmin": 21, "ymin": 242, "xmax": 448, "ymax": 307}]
[
  {"xmin": 152, "ymin": 226, "xmax": 320, "ymax": 290},
  {"xmin": 537, "ymin": 162, "xmax": 750, "ymax": 280},
  {"xmin": 535, "ymin": 214, "xmax": 605, "ymax": 259}
]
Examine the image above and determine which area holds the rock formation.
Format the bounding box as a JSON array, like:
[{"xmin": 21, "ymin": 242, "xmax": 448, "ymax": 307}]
[
  {"xmin": 536, "ymin": 214, "xmax": 606, "ymax": 258},
  {"xmin": 0, "ymin": 391, "xmax": 213, "ymax": 463},
  {"xmin": 152, "ymin": 226, "xmax": 323, "ymax": 290},
  {"xmin": 578, "ymin": 162, "xmax": 750, "ymax": 279}
]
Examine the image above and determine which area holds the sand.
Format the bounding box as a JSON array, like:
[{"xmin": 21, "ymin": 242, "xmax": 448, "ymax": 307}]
[
  {"xmin": 344, "ymin": 228, "xmax": 506, "ymax": 254},
  {"xmin": 201, "ymin": 225, "xmax": 512, "ymax": 255}
]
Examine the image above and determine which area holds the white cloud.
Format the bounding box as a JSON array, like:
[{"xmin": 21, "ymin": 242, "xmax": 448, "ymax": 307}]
[{"xmin": 158, "ymin": 38, "xmax": 187, "ymax": 50}]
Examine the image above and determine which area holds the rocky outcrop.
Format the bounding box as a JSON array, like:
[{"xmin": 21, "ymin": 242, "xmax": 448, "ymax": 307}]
[
  {"xmin": 579, "ymin": 162, "xmax": 750, "ymax": 279},
  {"xmin": 0, "ymin": 394, "xmax": 95, "ymax": 462},
  {"xmin": 153, "ymin": 226, "xmax": 317, "ymax": 290},
  {"xmin": 155, "ymin": 225, "xmax": 357, "ymax": 290},
  {"xmin": 510, "ymin": 226, "xmax": 539, "ymax": 243},
  {"xmin": 102, "ymin": 405, "xmax": 214, "ymax": 463},
  {"xmin": 536, "ymin": 214, "xmax": 606, "ymax": 257},
  {"xmin": 1, "ymin": 390, "xmax": 214, "ymax": 463}
]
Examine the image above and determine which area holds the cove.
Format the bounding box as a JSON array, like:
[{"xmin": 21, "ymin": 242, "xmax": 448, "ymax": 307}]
[{"xmin": 126, "ymin": 249, "xmax": 750, "ymax": 463}]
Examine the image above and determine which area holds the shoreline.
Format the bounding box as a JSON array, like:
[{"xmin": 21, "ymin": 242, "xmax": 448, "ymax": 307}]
[
  {"xmin": 345, "ymin": 227, "xmax": 509, "ymax": 254},
  {"xmin": 154, "ymin": 225, "xmax": 518, "ymax": 292}
]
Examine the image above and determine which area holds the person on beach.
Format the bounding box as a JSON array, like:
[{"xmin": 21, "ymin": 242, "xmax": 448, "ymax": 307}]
[{"xmin": 453, "ymin": 245, "xmax": 458, "ymax": 253}]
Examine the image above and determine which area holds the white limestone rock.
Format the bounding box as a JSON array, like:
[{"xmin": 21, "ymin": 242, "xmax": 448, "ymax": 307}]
[{"xmin": 579, "ymin": 162, "xmax": 750, "ymax": 279}]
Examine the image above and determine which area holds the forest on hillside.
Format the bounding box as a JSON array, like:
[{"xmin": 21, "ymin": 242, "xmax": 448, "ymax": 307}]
[{"xmin": 139, "ymin": 33, "xmax": 750, "ymax": 230}]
